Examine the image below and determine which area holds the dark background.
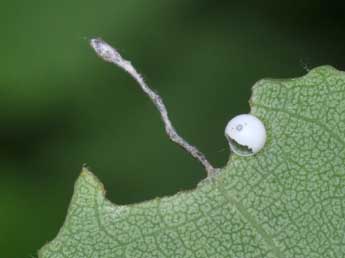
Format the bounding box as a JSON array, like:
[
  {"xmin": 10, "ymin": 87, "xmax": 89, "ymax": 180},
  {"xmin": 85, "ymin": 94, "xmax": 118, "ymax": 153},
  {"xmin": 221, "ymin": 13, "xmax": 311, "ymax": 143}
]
[{"xmin": 1, "ymin": 1, "xmax": 344, "ymax": 257}]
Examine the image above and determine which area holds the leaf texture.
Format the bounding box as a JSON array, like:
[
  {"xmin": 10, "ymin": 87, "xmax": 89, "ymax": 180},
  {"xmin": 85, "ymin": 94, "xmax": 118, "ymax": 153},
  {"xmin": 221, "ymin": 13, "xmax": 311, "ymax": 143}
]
[{"xmin": 39, "ymin": 66, "xmax": 345, "ymax": 258}]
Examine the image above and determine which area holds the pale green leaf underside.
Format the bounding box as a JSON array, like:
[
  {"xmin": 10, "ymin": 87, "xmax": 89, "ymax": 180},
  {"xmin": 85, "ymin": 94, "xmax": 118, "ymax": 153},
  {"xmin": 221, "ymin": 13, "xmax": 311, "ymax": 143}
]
[{"xmin": 39, "ymin": 66, "xmax": 345, "ymax": 258}]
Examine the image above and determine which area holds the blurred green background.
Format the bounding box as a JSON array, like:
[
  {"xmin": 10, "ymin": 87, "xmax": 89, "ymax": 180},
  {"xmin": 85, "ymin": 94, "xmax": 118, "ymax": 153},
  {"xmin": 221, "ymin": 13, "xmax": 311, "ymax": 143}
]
[{"xmin": 1, "ymin": 0, "xmax": 344, "ymax": 257}]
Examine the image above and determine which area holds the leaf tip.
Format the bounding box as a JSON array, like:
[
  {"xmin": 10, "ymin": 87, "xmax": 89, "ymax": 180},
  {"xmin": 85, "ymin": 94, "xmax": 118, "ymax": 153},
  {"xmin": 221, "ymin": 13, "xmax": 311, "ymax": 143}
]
[{"xmin": 79, "ymin": 166, "xmax": 106, "ymax": 195}]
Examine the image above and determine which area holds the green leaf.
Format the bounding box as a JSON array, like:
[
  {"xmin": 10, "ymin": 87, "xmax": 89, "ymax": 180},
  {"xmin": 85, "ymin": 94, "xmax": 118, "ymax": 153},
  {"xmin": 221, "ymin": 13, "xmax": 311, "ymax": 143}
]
[{"xmin": 39, "ymin": 66, "xmax": 345, "ymax": 258}]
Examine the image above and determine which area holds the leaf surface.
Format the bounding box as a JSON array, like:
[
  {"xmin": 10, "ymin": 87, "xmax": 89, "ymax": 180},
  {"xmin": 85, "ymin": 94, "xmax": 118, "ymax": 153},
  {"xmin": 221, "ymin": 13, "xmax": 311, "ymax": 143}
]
[{"xmin": 39, "ymin": 66, "xmax": 345, "ymax": 258}]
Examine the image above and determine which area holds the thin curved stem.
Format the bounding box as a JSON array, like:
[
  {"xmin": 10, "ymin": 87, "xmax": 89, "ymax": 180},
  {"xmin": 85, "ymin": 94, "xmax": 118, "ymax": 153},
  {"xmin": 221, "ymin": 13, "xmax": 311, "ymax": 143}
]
[{"xmin": 90, "ymin": 38, "xmax": 216, "ymax": 176}]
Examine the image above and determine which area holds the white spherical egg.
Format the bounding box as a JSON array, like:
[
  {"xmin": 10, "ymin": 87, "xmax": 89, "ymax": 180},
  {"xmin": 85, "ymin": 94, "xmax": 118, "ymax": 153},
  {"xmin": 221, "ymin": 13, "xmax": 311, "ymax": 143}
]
[{"xmin": 225, "ymin": 114, "xmax": 266, "ymax": 156}]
